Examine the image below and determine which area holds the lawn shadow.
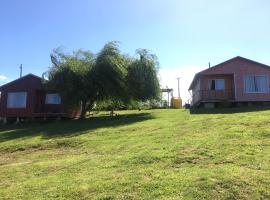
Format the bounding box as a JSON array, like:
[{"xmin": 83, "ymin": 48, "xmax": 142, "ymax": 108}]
[
  {"xmin": 0, "ymin": 112, "xmax": 154, "ymax": 142},
  {"xmin": 189, "ymin": 105, "xmax": 270, "ymax": 114}
]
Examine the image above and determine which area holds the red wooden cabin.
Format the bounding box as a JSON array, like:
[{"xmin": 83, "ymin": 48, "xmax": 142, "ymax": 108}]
[
  {"xmin": 189, "ymin": 56, "xmax": 270, "ymax": 107},
  {"xmin": 0, "ymin": 74, "xmax": 81, "ymax": 121}
]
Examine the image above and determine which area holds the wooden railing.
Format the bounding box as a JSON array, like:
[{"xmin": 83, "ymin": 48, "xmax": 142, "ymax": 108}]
[{"xmin": 192, "ymin": 89, "xmax": 235, "ymax": 105}]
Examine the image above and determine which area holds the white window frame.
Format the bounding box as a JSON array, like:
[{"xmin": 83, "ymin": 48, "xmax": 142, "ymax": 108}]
[
  {"xmin": 45, "ymin": 93, "xmax": 61, "ymax": 105},
  {"xmin": 7, "ymin": 92, "xmax": 27, "ymax": 108},
  {"xmin": 244, "ymin": 75, "xmax": 269, "ymax": 94},
  {"xmin": 208, "ymin": 79, "xmax": 225, "ymax": 91}
]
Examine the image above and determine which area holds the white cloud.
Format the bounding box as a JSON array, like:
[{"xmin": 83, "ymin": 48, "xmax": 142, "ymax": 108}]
[
  {"xmin": 0, "ymin": 75, "xmax": 7, "ymax": 81},
  {"xmin": 159, "ymin": 65, "xmax": 205, "ymax": 104}
]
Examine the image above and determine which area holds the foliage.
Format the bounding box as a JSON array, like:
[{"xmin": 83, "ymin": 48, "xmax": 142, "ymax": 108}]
[
  {"xmin": 46, "ymin": 42, "xmax": 161, "ymax": 117},
  {"xmin": 47, "ymin": 48, "xmax": 96, "ymax": 117},
  {"xmin": 0, "ymin": 108, "xmax": 270, "ymax": 199},
  {"xmin": 93, "ymin": 42, "xmax": 129, "ymax": 103},
  {"xmin": 127, "ymin": 49, "xmax": 160, "ymax": 101}
]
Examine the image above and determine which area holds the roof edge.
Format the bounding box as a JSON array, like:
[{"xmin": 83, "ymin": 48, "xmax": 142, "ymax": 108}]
[{"xmin": 0, "ymin": 73, "xmax": 42, "ymax": 90}]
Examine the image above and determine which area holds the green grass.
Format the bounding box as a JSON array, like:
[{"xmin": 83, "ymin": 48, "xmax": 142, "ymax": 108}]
[{"xmin": 0, "ymin": 108, "xmax": 269, "ymax": 200}]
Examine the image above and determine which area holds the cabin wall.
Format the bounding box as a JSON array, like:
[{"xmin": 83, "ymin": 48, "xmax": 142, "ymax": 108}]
[
  {"xmin": 0, "ymin": 76, "xmax": 43, "ymax": 117},
  {"xmin": 201, "ymin": 59, "xmax": 270, "ymax": 102},
  {"xmin": 34, "ymin": 91, "xmax": 63, "ymax": 114},
  {"xmin": 201, "ymin": 74, "xmax": 234, "ymax": 91},
  {"xmin": 0, "ymin": 75, "xmax": 82, "ymax": 119}
]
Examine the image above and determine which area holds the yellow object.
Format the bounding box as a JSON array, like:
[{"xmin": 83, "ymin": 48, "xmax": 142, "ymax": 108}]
[{"xmin": 171, "ymin": 97, "xmax": 182, "ymax": 108}]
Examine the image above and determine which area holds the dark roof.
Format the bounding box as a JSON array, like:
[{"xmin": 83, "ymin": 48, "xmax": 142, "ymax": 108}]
[
  {"xmin": 0, "ymin": 73, "xmax": 42, "ymax": 90},
  {"xmin": 188, "ymin": 56, "xmax": 270, "ymax": 90}
]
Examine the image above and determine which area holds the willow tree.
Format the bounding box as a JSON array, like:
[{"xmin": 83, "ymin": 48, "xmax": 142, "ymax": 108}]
[
  {"xmin": 46, "ymin": 43, "xmax": 161, "ymax": 118},
  {"xmin": 127, "ymin": 49, "xmax": 160, "ymax": 102},
  {"xmin": 46, "ymin": 48, "xmax": 97, "ymax": 118},
  {"xmin": 93, "ymin": 42, "xmax": 130, "ymax": 114}
]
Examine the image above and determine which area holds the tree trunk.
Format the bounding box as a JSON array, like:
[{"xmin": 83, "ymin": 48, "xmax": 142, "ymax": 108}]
[
  {"xmin": 80, "ymin": 101, "xmax": 87, "ymax": 119},
  {"xmin": 110, "ymin": 110, "xmax": 114, "ymax": 117},
  {"xmin": 80, "ymin": 100, "xmax": 94, "ymax": 119}
]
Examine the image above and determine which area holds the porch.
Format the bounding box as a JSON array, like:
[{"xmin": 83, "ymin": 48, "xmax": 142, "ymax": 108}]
[
  {"xmin": 192, "ymin": 89, "xmax": 235, "ymax": 105},
  {"xmin": 192, "ymin": 74, "xmax": 235, "ymax": 105}
]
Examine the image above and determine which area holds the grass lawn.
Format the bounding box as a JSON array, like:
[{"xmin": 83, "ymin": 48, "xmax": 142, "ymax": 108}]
[{"xmin": 0, "ymin": 108, "xmax": 269, "ymax": 199}]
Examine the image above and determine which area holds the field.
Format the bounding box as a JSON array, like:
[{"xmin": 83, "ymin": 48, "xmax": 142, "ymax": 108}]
[{"xmin": 0, "ymin": 108, "xmax": 269, "ymax": 199}]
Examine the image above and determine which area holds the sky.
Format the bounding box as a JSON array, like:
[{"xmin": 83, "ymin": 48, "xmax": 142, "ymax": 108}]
[{"xmin": 1, "ymin": 0, "xmax": 270, "ymax": 103}]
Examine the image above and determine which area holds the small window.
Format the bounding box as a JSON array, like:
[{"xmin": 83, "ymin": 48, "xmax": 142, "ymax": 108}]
[
  {"xmin": 209, "ymin": 79, "xmax": 225, "ymax": 90},
  {"xmin": 7, "ymin": 92, "xmax": 27, "ymax": 108},
  {"xmin": 45, "ymin": 93, "xmax": 61, "ymax": 104},
  {"xmin": 244, "ymin": 75, "xmax": 268, "ymax": 93}
]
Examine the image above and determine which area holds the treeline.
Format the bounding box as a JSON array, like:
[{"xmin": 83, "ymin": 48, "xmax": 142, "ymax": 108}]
[{"xmin": 45, "ymin": 42, "xmax": 160, "ymax": 118}]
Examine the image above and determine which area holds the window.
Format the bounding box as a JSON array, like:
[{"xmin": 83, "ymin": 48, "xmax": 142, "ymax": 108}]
[
  {"xmin": 209, "ymin": 79, "xmax": 225, "ymax": 90},
  {"xmin": 45, "ymin": 93, "xmax": 61, "ymax": 104},
  {"xmin": 244, "ymin": 75, "xmax": 268, "ymax": 93},
  {"xmin": 7, "ymin": 92, "xmax": 27, "ymax": 108}
]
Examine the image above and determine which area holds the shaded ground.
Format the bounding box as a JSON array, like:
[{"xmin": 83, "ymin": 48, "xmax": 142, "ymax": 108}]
[
  {"xmin": 0, "ymin": 109, "xmax": 269, "ymax": 200},
  {"xmin": 0, "ymin": 112, "xmax": 153, "ymax": 141}
]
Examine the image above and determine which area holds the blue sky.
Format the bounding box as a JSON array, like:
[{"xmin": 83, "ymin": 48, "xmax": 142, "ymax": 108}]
[{"xmin": 1, "ymin": 0, "xmax": 270, "ymax": 101}]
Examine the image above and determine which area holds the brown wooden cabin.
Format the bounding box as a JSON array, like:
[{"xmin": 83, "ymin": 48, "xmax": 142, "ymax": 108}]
[
  {"xmin": 0, "ymin": 74, "xmax": 81, "ymax": 121},
  {"xmin": 189, "ymin": 56, "xmax": 270, "ymax": 107}
]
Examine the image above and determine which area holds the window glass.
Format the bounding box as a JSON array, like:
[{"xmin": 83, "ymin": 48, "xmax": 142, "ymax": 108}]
[
  {"xmin": 216, "ymin": 80, "xmax": 225, "ymax": 90},
  {"xmin": 244, "ymin": 76, "xmax": 256, "ymax": 92},
  {"xmin": 7, "ymin": 92, "xmax": 27, "ymax": 108},
  {"xmin": 244, "ymin": 75, "xmax": 268, "ymax": 93},
  {"xmin": 45, "ymin": 93, "xmax": 61, "ymax": 104},
  {"xmin": 256, "ymin": 76, "xmax": 268, "ymax": 92},
  {"xmin": 209, "ymin": 79, "xmax": 224, "ymax": 90}
]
